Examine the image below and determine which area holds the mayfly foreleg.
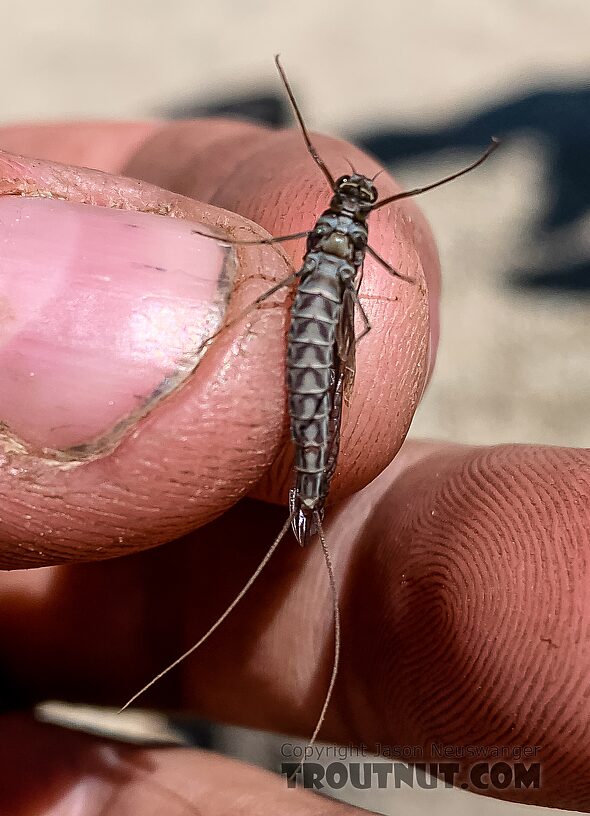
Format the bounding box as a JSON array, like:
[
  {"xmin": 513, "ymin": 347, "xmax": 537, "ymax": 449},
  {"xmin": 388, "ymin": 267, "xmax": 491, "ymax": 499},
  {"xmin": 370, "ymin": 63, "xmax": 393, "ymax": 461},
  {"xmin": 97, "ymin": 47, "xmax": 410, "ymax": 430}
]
[{"xmin": 191, "ymin": 227, "xmax": 310, "ymax": 247}]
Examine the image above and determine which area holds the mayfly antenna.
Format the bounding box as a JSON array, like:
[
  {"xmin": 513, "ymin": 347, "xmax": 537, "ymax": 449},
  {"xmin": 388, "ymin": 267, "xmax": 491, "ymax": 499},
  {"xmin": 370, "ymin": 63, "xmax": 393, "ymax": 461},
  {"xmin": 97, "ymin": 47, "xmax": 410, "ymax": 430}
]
[
  {"xmin": 288, "ymin": 513, "xmax": 341, "ymax": 783},
  {"xmin": 274, "ymin": 54, "xmax": 336, "ymax": 189},
  {"xmin": 373, "ymin": 137, "xmax": 501, "ymax": 210},
  {"xmin": 119, "ymin": 512, "xmax": 295, "ymax": 713}
]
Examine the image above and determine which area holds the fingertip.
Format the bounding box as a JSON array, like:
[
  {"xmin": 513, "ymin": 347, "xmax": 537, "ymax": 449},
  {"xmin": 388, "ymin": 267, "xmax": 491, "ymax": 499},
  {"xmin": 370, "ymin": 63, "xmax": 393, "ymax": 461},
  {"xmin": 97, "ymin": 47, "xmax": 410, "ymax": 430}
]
[
  {"xmin": 357, "ymin": 442, "xmax": 590, "ymax": 810},
  {"xmin": 0, "ymin": 148, "xmax": 292, "ymax": 567}
]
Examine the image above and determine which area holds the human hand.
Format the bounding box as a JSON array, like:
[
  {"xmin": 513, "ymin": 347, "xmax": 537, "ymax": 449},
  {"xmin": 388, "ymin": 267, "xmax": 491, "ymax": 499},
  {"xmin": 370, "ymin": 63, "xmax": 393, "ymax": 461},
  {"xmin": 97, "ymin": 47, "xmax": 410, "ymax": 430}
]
[{"xmin": 0, "ymin": 121, "xmax": 587, "ymax": 814}]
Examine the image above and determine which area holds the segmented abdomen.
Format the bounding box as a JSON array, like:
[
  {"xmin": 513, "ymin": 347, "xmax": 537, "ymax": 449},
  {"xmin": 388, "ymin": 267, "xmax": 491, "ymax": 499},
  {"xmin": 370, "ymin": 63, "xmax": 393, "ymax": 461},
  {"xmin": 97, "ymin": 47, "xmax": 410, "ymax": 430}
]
[{"xmin": 287, "ymin": 254, "xmax": 343, "ymax": 526}]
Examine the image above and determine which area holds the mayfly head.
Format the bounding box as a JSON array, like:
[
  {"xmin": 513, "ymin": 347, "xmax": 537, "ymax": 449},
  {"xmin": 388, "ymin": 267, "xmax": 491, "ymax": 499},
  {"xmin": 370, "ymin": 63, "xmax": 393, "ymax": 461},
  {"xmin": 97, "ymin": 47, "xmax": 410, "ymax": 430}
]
[{"xmin": 331, "ymin": 173, "xmax": 378, "ymax": 219}]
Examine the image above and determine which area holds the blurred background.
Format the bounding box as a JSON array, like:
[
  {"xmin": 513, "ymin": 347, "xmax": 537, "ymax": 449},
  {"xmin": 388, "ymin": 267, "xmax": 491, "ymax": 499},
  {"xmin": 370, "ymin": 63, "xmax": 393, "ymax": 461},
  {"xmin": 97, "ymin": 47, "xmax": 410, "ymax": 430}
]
[{"xmin": 2, "ymin": 0, "xmax": 589, "ymax": 813}]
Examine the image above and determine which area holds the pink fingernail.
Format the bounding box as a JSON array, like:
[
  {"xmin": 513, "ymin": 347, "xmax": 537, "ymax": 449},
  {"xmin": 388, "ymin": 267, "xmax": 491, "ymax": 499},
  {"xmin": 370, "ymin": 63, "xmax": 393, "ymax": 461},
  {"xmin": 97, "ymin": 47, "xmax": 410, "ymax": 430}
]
[{"xmin": 0, "ymin": 197, "xmax": 229, "ymax": 456}]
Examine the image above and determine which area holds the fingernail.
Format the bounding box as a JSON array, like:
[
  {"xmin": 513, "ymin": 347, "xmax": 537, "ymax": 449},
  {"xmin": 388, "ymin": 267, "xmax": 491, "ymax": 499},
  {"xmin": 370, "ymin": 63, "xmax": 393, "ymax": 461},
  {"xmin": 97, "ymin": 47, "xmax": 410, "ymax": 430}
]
[{"xmin": 0, "ymin": 197, "xmax": 229, "ymax": 457}]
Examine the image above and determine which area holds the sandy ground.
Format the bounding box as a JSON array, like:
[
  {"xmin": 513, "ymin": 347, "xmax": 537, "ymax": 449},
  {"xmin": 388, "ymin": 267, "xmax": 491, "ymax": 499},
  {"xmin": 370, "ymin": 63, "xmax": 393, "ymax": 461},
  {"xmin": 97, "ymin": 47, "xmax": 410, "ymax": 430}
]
[{"xmin": 3, "ymin": 1, "xmax": 589, "ymax": 813}]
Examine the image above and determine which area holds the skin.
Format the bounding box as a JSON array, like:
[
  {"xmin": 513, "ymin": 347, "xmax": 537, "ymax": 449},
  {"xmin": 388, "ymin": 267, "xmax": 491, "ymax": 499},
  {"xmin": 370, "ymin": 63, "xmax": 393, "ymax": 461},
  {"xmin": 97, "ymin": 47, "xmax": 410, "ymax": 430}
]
[{"xmin": 0, "ymin": 121, "xmax": 588, "ymax": 814}]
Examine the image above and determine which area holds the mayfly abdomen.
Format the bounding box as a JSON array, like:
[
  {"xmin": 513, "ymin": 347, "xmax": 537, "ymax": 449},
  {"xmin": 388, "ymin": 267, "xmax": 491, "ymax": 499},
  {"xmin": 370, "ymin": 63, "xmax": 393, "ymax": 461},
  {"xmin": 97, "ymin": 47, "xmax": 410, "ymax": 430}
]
[{"xmin": 287, "ymin": 251, "xmax": 351, "ymax": 545}]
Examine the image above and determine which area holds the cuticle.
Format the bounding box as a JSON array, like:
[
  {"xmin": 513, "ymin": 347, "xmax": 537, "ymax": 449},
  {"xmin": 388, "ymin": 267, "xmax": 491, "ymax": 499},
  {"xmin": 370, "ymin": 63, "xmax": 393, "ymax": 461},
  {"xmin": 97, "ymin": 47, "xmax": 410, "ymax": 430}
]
[{"xmin": 0, "ymin": 187, "xmax": 179, "ymax": 218}]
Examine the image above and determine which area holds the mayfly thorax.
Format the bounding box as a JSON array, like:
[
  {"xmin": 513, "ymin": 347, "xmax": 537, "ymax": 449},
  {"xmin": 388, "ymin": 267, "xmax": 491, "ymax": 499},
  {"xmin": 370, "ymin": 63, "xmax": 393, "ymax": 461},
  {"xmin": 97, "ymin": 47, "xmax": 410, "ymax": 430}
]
[{"xmin": 121, "ymin": 56, "xmax": 499, "ymax": 751}]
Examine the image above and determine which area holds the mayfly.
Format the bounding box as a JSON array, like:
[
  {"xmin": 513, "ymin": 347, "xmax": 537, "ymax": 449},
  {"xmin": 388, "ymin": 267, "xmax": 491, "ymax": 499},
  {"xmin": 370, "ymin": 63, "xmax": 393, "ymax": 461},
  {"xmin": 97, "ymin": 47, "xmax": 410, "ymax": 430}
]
[{"xmin": 121, "ymin": 57, "xmax": 499, "ymax": 751}]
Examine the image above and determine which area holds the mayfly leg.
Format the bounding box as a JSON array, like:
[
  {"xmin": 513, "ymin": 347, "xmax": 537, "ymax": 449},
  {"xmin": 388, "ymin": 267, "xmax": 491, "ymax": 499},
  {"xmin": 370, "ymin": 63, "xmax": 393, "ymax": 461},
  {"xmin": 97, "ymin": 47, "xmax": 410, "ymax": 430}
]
[
  {"xmin": 188, "ymin": 230, "xmax": 310, "ymax": 350},
  {"xmin": 347, "ymin": 285, "xmax": 372, "ymax": 343},
  {"xmin": 191, "ymin": 227, "xmax": 310, "ymax": 247},
  {"xmin": 365, "ymin": 245, "xmax": 415, "ymax": 285},
  {"xmin": 195, "ymin": 267, "xmax": 304, "ymax": 358}
]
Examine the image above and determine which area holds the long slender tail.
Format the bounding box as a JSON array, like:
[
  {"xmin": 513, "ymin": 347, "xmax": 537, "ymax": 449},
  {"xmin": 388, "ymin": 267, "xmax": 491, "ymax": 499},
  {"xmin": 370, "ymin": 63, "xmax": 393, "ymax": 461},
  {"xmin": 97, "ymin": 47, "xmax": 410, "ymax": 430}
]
[
  {"xmin": 288, "ymin": 512, "xmax": 341, "ymax": 782},
  {"xmin": 119, "ymin": 511, "xmax": 295, "ymax": 713}
]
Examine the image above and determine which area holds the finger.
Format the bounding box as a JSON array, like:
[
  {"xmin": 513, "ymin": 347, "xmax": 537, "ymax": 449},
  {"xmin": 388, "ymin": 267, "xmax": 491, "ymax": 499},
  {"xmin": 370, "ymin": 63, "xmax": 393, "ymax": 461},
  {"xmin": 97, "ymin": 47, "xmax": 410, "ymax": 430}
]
[
  {"xmin": 0, "ymin": 714, "xmax": 363, "ymax": 816},
  {"xmin": 0, "ymin": 144, "xmax": 292, "ymax": 567},
  {"xmin": 0, "ymin": 121, "xmax": 435, "ymax": 567},
  {"xmin": 1, "ymin": 442, "xmax": 587, "ymax": 810}
]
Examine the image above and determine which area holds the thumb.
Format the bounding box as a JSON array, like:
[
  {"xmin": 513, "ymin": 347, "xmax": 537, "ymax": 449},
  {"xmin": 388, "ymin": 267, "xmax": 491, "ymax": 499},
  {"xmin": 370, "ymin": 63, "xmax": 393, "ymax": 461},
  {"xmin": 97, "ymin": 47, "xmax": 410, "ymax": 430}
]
[{"xmin": 0, "ymin": 147, "xmax": 291, "ymax": 568}]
